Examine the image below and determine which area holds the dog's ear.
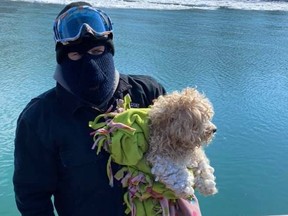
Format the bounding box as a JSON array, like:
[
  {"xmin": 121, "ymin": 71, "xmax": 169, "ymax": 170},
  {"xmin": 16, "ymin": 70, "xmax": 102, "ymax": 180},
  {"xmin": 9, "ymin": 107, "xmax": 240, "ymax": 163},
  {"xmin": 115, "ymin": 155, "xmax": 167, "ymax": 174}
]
[{"xmin": 167, "ymin": 109, "xmax": 203, "ymax": 147}]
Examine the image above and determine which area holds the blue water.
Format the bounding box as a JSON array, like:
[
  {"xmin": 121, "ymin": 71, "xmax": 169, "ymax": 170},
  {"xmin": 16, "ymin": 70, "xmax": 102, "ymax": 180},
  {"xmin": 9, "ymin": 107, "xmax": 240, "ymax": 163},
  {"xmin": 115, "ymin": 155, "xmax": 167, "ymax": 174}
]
[{"xmin": 1, "ymin": 1, "xmax": 288, "ymax": 215}]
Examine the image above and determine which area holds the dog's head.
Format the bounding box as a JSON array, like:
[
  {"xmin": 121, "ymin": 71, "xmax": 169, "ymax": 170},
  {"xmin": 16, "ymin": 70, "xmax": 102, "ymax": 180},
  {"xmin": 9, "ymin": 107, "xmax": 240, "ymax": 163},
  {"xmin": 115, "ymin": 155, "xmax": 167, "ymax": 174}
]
[{"xmin": 148, "ymin": 88, "xmax": 216, "ymax": 158}]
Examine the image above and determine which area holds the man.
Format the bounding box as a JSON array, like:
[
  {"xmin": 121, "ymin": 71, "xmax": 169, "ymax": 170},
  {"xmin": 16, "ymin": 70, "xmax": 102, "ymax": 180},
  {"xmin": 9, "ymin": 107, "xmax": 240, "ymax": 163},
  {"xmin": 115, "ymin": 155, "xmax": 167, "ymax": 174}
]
[{"xmin": 13, "ymin": 2, "xmax": 166, "ymax": 215}]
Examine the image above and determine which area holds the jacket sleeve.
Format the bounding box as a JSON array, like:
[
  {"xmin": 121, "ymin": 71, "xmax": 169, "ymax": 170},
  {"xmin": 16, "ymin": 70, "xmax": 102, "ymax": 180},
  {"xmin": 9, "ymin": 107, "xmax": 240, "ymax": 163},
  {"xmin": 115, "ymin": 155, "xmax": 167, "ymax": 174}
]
[{"xmin": 13, "ymin": 107, "xmax": 57, "ymax": 216}]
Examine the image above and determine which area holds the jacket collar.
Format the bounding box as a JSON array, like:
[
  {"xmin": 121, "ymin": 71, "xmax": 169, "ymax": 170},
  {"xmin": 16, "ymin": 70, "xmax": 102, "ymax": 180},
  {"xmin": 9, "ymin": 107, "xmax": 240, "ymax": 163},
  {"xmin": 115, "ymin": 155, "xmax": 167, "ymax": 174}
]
[{"xmin": 56, "ymin": 73, "xmax": 132, "ymax": 115}]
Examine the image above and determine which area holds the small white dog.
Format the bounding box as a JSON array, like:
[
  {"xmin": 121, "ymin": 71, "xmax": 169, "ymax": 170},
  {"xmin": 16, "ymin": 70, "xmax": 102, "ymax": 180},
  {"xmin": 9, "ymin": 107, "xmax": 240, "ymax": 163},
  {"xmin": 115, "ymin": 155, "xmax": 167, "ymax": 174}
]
[{"xmin": 146, "ymin": 88, "xmax": 218, "ymax": 198}]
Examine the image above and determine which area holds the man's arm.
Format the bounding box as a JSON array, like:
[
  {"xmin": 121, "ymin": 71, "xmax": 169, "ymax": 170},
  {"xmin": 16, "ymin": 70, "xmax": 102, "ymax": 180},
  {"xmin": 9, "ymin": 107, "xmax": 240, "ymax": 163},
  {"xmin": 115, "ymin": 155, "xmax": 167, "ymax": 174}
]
[{"xmin": 13, "ymin": 111, "xmax": 57, "ymax": 216}]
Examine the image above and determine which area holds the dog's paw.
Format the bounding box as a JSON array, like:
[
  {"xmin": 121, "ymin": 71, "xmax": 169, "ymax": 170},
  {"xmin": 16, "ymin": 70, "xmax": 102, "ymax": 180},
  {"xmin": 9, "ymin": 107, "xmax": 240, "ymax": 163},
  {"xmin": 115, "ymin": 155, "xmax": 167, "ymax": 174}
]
[
  {"xmin": 195, "ymin": 177, "xmax": 217, "ymax": 196},
  {"xmin": 150, "ymin": 156, "xmax": 196, "ymax": 198}
]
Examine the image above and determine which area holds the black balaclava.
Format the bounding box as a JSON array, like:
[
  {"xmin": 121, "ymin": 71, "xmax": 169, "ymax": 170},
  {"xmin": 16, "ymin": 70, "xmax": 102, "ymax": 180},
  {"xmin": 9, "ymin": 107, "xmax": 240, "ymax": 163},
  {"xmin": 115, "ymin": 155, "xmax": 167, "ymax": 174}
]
[
  {"xmin": 54, "ymin": 38, "xmax": 119, "ymax": 110},
  {"xmin": 53, "ymin": 2, "xmax": 118, "ymax": 110}
]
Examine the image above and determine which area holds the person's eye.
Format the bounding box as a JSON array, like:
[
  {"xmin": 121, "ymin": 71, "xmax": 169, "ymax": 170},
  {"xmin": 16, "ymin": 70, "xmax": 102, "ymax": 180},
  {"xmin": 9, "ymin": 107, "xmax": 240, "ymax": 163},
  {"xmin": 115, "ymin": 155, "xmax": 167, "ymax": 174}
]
[
  {"xmin": 88, "ymin": 46, "xmax": 105, "ymax": 56},
  {"xmin": 68, "ymin": 52, "xmax": 82, "ymax": 61}
]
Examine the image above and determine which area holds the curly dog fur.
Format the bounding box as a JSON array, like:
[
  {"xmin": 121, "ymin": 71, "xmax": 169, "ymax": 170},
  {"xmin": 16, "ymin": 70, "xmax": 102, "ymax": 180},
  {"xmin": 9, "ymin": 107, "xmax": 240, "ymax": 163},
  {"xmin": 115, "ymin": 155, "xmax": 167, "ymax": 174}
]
[{"xmin": 146, "ymin": 88, "xmax": 218, "ymax": 198}]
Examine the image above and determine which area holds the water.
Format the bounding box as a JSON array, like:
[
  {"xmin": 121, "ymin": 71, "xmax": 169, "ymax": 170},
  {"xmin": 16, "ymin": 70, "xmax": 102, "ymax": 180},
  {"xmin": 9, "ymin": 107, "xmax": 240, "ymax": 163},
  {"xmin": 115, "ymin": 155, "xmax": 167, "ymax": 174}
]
[{"xmin": 1, "ymin": 0, "xmax": 288, "ymax": 215}]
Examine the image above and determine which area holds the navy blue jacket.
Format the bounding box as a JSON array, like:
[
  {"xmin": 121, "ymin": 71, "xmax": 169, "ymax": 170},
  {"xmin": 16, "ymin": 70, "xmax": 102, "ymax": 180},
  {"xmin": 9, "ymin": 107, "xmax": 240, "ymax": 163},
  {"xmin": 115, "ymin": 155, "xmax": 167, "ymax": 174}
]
[{"xmin": 13, "ymin": 74, "xmax": 166, "ymax": 216}]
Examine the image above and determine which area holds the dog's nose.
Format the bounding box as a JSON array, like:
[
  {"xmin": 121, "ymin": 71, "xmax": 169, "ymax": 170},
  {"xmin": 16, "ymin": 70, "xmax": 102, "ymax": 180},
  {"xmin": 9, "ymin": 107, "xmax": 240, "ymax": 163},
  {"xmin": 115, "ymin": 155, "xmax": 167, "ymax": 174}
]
[{"xmin": 213, "ymin": 128, "xmax": 217, "ymax": 133}]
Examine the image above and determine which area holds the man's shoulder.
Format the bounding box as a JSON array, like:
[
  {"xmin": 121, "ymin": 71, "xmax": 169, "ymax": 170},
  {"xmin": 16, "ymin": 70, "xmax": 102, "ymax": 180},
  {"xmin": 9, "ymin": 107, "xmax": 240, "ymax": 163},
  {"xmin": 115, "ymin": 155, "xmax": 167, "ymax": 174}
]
[
  {"xmin": 119, "ymin": 74, "xmax": 166, "ymax": 107},
  {"xmin": 120, "ymin": 74, "xmax": 166, "ymax": 94},
  {"xmin": 19, "ymin": 88, "xmax": 57, "ymax": 121},
  {"xmin": 120, "ymin": 74, "xmax": 160, "ymax": 86}
]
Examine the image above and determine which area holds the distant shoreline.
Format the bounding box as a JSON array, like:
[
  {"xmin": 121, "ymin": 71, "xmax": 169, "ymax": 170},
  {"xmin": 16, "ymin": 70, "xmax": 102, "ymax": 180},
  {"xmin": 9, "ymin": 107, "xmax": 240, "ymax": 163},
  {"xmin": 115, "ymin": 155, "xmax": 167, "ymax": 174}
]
[{"xmin": 7, "ymin": 0, "xmax": 288, "ymax": 11}]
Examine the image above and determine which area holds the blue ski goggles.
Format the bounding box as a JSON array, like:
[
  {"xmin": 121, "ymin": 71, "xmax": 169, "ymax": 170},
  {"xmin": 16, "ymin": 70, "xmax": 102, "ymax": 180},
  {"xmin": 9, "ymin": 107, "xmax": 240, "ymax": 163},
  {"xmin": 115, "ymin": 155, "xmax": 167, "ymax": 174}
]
[{"xmin": 53, "ymin": 6, "xmax": 113, "ymax": 45}]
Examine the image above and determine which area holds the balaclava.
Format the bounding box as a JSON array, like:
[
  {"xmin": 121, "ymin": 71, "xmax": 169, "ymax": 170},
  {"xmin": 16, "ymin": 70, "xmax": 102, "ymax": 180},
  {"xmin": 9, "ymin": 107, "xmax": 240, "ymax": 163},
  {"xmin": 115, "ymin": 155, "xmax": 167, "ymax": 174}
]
[{"xmin": 53, "ymin": 2, "xmax": 118, "ymax": 110}]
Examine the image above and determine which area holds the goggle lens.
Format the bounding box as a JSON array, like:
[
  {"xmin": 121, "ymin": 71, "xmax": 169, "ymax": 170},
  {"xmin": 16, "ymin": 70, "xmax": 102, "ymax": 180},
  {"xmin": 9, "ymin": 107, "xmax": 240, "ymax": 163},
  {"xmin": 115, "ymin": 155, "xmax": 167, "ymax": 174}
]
[{"xmin": 54, "ymin": 6, "xmax": 113, "ymax": 44}]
